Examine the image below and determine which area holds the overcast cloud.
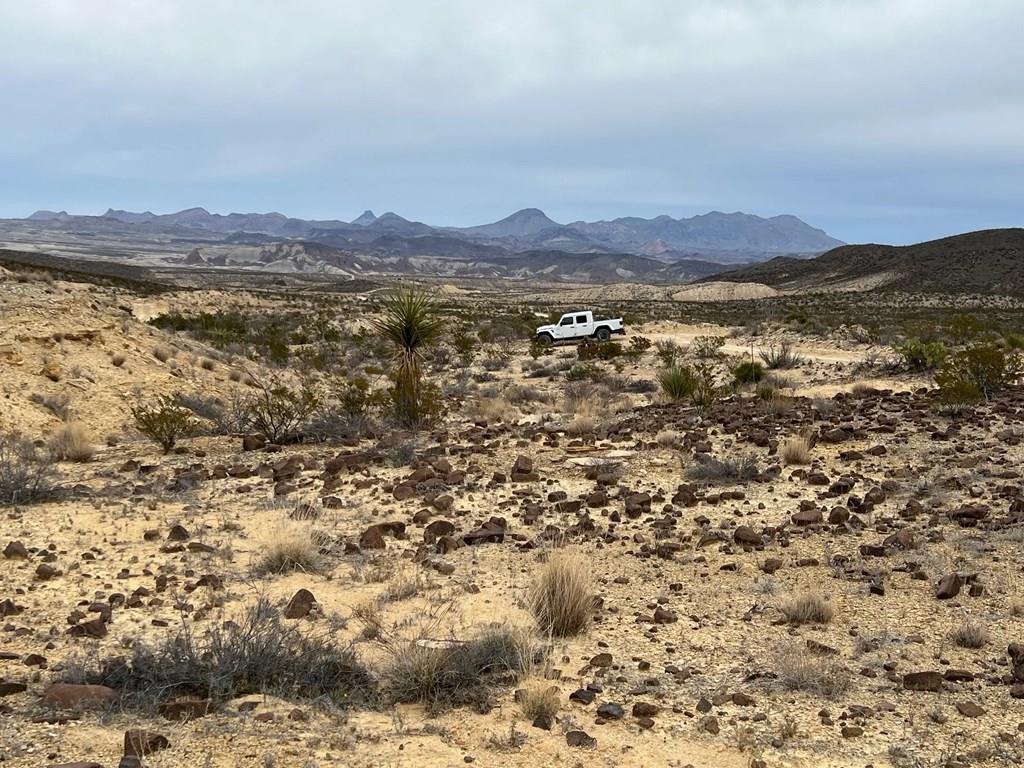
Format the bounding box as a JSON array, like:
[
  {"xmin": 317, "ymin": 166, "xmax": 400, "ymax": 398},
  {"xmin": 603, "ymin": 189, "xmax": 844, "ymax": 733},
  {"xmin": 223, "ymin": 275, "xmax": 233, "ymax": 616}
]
[{"xmin": 0, "ymin": 0, "xmax": 1021, "ymax": 243}]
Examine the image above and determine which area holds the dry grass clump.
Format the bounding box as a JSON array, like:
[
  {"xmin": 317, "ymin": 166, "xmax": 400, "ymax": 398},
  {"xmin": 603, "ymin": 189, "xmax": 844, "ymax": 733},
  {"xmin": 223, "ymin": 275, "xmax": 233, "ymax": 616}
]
[
  {"xmin": 778, "ymin": 592, "xmax": 834, "ymax": 625},
  {"xmin": 48, "ymin": 422, "xmax": 95, "ymax": 462},
  {"xmin": 949, "ymin": 618, "xmax": 989, "ymax": 648},
  {"xmin": 528, "ymin": 549, "xmax": 593, "ymax": 637},
  {"xmin": 518, "ymin": 678, "xmax": 560, "ymax": 721},
  {"xmin": 383, "ymin": 625, "xmax": 536, "ymax": 711},
  {"xmin": 566, "ymin": 402, "xmax": 601, "ymax": 435},
  {"xmin": 471, "ymin": 396, "xmax": 516, "ymax": 423},
  {"xmin": 685, "ymin": 454, "xmax": 759, "ymax": 484},
  {"xmin": 781, "ymin": 434, "xmax": 812, "ymax": 465},
  {"xmin": 29, "ymin": 392, "xmax": 71, "ymax": 420},
  {"xmin": 655, "ymin": 429, "xmax": 682, "ymax": 448},
  {"xmin": 253, "ymin": 519, "xmax": 321, "ymax": 575},
  {"xmin": 153, "ymin": 345, "xmax": 174, "ymax": 363},
  {"xmin": 775, "ymin": 643, "xmax": 850, "ymax": 698},
  {"xmin": 200, "ymin": 357, "xmax": 217, "ymax": 371}
]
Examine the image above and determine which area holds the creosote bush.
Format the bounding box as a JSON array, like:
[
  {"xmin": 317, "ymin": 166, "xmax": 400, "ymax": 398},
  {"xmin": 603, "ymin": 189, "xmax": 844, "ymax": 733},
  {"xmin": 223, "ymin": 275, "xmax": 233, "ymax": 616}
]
[
  {"xmin": 243, "ymin": 371, "xmax": 319, "ymax": 444},
  {"xmin": 733, "ymin": 360, "xmax": 765, "ymax": 384},
  {"xmin": 528, "ymin": 549, "xmax": 593, "ymax": 637},
  {"xmin": 131, "ymin": 396, "xmax": 198, "ymax": 453},
  {"xmin": 778, "ymin": 592, "xmax": 834, "ymax": 625}
]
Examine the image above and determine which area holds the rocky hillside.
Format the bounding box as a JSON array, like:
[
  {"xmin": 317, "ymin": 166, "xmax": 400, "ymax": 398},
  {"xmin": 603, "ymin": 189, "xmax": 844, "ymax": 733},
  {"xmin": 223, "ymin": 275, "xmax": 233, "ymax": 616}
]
[{"xmin": 709, "ymin": 229, "xmax": 1024, "ymax": 295}]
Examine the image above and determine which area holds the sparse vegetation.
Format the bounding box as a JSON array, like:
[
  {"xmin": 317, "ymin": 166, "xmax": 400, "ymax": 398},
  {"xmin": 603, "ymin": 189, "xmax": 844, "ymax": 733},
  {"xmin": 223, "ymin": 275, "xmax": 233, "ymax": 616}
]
[
  {"xmin": 253, "ymin": 519, "xmax": 321, "ymax": 575},
  {"xmin": 0, "ymin": 434, "xmax": 56, "ymax": 505},
  {"xmin": 781, "ymin": 434, "xmax": 812, "ymax": 465},
  {"xmin": 760, "ymin": 342, "xmax": 803, "ymax": 369},
  {"xmin": 658, "ymin": 365, "xmax": 696, "ymax": 400},
  {"xmin": 528, "ymin": 549, "xmax": 593, "ymax": 637},
  {"xmin": 241, "ymin": 371, "xmax": 319, "ymax": 443},
  {"xmin": 47, "ymin": 422, "xmax": 95, "ymax": 462},
  {"xmin": 733, "ymin": 360, "xmax": 765, "ymax": 384},
  {"xmin": 774, "ymin": 642, "xmax": 850, "ymax": 698},
  {"xmin": 949, "ymin": 618, "xmax": 989, "ymax": 648},
  {"xmin": 131, "ymin": 396, "xmax": 198, "ymax": 453},
  {"xmin": 691, "ymin": 335, "xmax": 726, "ymax": 358},
  {"xmin": 778, "ymin": 592, "xmax": 834, "ymax": 625},
  {"xmin": 685, "ymin": 454, "xmax": 759, "ymax": 484},
  {"xmin": 83, "ymin": 597, "xmax": 372, "ymax": 709},
  {"xmin": 373, "ymin": 288, "xmax": 444, "ymax": 428}
]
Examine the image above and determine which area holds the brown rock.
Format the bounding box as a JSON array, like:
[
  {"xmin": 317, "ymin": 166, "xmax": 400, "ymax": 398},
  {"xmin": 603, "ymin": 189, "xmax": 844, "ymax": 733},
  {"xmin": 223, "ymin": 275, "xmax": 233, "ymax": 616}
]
[
  {"xmin": 124, "ymin": 729, "xmax": 170, "ymax": 756},
  {"xmin": 283, "ymin": 588, "xmax": 316, "ymax": 619},
  {"xmin": 42, "ymin": 683, "xmax": 116, "ymax": 709}
]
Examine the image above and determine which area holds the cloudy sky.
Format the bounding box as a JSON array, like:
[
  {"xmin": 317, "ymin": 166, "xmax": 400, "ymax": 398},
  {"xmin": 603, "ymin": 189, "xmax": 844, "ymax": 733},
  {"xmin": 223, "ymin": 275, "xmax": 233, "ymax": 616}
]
[{"xmin": 1, "ymin": 0, "xmax": 1020, "ymax": 243}]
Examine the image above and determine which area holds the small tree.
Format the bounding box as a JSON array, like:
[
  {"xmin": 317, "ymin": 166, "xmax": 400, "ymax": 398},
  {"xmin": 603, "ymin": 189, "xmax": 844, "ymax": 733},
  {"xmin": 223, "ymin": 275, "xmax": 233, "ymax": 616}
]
[
  {"xmin": 242, "ymin": 370, "xmax": 319, "ymax": 444},
  {"xmin": 372, "ymin": 288, "xmax": 444, "ymax": 427},
  {"xmin": 131, "ymin": 396, "xmax": 198, "ymax": 453}
]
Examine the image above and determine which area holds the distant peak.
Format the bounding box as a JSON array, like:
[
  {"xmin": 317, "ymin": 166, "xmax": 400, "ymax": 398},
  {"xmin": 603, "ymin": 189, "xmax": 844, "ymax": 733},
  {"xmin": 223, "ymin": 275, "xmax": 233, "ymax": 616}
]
[{"xmin": 352, "ymin": 209, "xmax": 377, "ymax": 225}]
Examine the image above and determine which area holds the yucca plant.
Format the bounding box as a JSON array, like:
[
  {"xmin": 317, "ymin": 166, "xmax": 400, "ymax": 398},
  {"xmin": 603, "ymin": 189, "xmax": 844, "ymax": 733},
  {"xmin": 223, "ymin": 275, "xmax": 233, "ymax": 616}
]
[{"xmin": 373, "ymin": 288, "xmax": 444, "ymax": 427}]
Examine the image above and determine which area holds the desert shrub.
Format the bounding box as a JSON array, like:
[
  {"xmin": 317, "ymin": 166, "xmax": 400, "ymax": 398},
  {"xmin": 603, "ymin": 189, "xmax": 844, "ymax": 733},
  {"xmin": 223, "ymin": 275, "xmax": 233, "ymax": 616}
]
[
  {"xmin": 895, "ymin": 337, "xmax": 948, "ymax": 372},
  {"xmin": 577, "ymin": 340, "xmax": 622, "ymax": 361},
  {"xmin": 253, "ymin": 519, "xmax": 321, "ymax": 575},
  {"xmin": 528, "ymin": 549, "xmax": 593, "ymax": 637},
  {"xmin": 383, "ymin": 626, "xmax": 536, "ymax": 711},
  {"xmin": 781, "ymin": 434, "xmax": 812, "ymax": 465},
  {"xmin": 654, "ymin": 339, "xmax": 684, "ymax": 367},
  {"xmin": 774, "ymin": 643, "xmax": 850, "ymax": 698},
  {"xmin": 655, "ymin": 429, "xmax": 682, "ymax": 448},
  {"xmin": 111, "ymin": 353, "xmax": 126, "ymax": 367},
  {"xmin": 373, "ymin": 289, "xmax": 444, "ymax": 428},
  {"xmin": 691, "ymin": 335, "xmax": 726, "ymax": 358},
  {"xmin": 1004, "ymin": 332, "xmax": 1024, "ymax": 350},
  {"xmin": 935, "ymin": 342, "xmax": 1021, "ymax": 400},
  {"xmin": 760, "ymin": 342, "xmax": 803, "ymax": 369},
  {"xmin": 935, "ymin": 378, "xmax": 983, "ymax": 416},
  {"xmin": 566, "ymin": 363, "xmax": 603, "ymax": 383},
  {"xmin": 778, "ymin": 592, "xmax": 834, "ymax": 625},
  {"xmin": 518, "ymin": 679, "xmax": 560, "ymax": 721},
  {"xmin": 131, "ymin": 396, "xmax": 198, "ymax": 453},
  {"xmin": 450, "ymin": 327, "xmax": 478, "ymax": 360},
  {"xmin": 658, "ymin": 365, "xmax": 696, "ymax": 400},
  {"xmin": 47, "ymin": 422, "xmax": 94, "ymax": 462},
  {"xmin": 627, "ymin": 335, "xmax": 652, "ymax": 359},
  {"xmin": 527, "ymin": 338, "xmax": 551, "ymax": 360},
  {"xmin": 0, "ymin": 434, "xmax": 56, "ymax": 505},
  {"xmin": 243, "ymin": 372, "xmax": 319, "ymax": 443},
  {"xmin": 949, "ymin": 619, "xmax": 989, "ymax": 649},
  {"xmin": 87, "ymin": 597, "xmax": 372, "ymax": 709},
  {"xmin": 946, "ymin": 313, "xmax": 986, "ymax": 343},
  {"xmin": 152, "ymin": 345, "xmax": 174, "ymax": 363},
  {"xmin": 29, "ymin": 392, "xmax": 71, "ymax": 420},
  {"xmin": 685, "ymin": 454, "xmax": 759, "ymax": 484},
  {"xmin": 733, "ymin": 360, "xmax": 765, "ymax": 384}
]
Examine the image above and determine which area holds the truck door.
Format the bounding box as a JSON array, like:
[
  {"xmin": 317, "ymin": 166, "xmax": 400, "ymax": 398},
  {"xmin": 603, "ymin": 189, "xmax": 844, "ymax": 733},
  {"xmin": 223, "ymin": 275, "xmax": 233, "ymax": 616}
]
[
  {"xmin": 556, "ymin": 314, "xmax": 574, "ymax": 339},
  {"xmin": 576, "ymin": 314, "xmax": 590, "ymax": 336}
]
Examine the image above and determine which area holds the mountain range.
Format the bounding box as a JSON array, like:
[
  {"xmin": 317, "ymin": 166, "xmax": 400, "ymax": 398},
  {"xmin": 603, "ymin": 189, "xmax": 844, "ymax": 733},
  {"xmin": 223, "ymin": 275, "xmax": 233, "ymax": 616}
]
[{"xmin": 19, "ymin": 206, "xmax": 843, "ymax": 262}]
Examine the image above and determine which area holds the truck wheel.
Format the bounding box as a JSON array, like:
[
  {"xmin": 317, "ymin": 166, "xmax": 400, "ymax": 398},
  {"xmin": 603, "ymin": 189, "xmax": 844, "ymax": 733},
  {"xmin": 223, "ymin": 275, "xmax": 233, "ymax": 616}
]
[
  {"xmin": 595, "ymin": 327, "xmax": 611, "ymax": 342},
  {"xmin": 536, "ymin": 333, "xmax": 553, "ymax": 346}
]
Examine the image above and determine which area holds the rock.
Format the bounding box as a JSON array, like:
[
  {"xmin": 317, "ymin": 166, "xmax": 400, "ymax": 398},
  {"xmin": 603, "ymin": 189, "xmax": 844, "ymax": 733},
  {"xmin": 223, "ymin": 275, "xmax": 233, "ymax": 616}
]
[
  {"xmin": 733, "ymin": 526, "xmax": 762, "ymax": 546},
  {"xmin": 48, "ymin": 763, "xmax": 104, "ymax": 768},
  {"xmin": 284, "ymin": 588, "xmax": 317, "ymax": 619},
  {"xmin": 3, "ymin": 540, "xmax": 28, "ymax": 559},
  {"xmin": 569, "ymin": 688, "xmax": 596, "ymax": 705},
  {"xmin": 35, "ymin": 563, "xmax": 59, "ymax": 580},
  {"xmin": 792, "ymin": 508, "xmax": 822, "ymax": 526},
  {"xmin": 0, "ymin": 682, "xmax": 28, "ymax": 696},
  {"xmin": 166, "ymin": 524, "xmax": 190, "ymax": 542},
  {"xmin": 1008, "ymin": 644, "xmax": 1024, "ymax": 682},
  {"xmin": 242, "ymin": 434, "xmax": 267, "ymax": 451},
  {"xmin": 624, "ymin": 492, "xmax": 651, "ymax": 518},
  {"xmin": 653, "ymin": 606, "xmax": 678, "ymax": 624},
  {"xmin": 424, "ymin": 519, "xmax": 456, "ymax": 544},
  {"xmin": 936, "ymin": 573, "xmax": 962, "ymax": 600},
  {"xmin": 596, "ymin": 702, "xmax": 625, "ymax": 719},
  {"xmin": 359, "ymin": 525, "xmax": 387, "ymax": 550},
  {"xmin": 124, "ymin": 729, "xmax": 170, "ymax": 756},
  {"xmin": 955, "ymin": 701, "xmax": 985, "ymax": 718},
  {"xmin": 761, "ymin": 558, "xmax": 783, "ymax": 574},
  {"xmin": 511, "ymin": 456, "xmax": 539, "ymax": 482},
  {"xmin": 565, "ymin": 730, "xmax": 596, "ymax": 748},
  {"xmin": 393, "ymin": 484, "xmax": 415, "ymax": 501},
  {"xmin": 632, "ymin": 702, "xmax": 661, "ymax": 718},
  {"xmin": 67, "ymin": 617, "xmax": 108, "ymax": 638},
  {"xmin": 903, "ymin": 671, "xmax": 943, "ymax": 692},
  {"xmin": 700, "ymin": 715, "xmax": 720, "ymax": 734},
  {"xmin": 159, "ymin": 696, "xmax": 212, "ymax": 721},
  {"xmin": 841, "ymin": 725, "xmax": 864, "ymax": 737},
  {"xmin": 589, "ymin": 652, "xmax": 613, "ymax": 667},
  {"xmin": 1, "ymin": 598, "xmax": 24, "ymax": 617},
  {"xmin": 42, "ymin": 683, "xmax": 116, "ymax": 709}
]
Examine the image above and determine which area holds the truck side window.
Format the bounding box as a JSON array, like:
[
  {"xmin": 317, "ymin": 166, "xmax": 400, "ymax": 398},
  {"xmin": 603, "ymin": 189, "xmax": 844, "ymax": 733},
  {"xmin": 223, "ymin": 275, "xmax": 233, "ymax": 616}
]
[
  {"xmin": 560, "ymin": 316, "xmax": 573, "ymax": 326},
  {"xmin": 576, "ymin": 315, "xmax": 587, "ymax": 323}
]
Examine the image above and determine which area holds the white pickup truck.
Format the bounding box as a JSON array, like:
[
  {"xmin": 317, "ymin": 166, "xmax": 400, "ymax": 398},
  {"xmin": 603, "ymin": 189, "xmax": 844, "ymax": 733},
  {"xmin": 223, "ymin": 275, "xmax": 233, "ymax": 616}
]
[{"xmin": 535, "ymin": 310, "xmax": 625, "ymax": 345}]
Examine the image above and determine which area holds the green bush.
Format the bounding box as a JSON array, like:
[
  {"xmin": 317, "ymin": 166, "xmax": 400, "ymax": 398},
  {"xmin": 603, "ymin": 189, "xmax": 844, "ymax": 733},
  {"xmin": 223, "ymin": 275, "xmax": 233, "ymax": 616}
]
[
  {"xmin": 691, "ymin": 335, "xmax": 726, "ymax": 359},
  {"xmin": 627, "ymin": 335, "xmax": 652, "ymax": 359},
  {"xmin": 577, "ymin": 340, "xmax": 622, "ymax": 361},
  {"xmin": 566, "ymin": 363, "xmax": 603, "ymax": 383},
  {"xmin": 935, "ymin": 342, "xmax": 1021, "ymax": 400},
  {"xmin": 658, "ymin": 366, "xmax": 697, "ymax": 400},
  {"xmin": 733, "ymin": 361, "xmax": 765, "ymax": 384},
  {"xmin": 131, "ymin": 396, "xmax": 199, "ymax": 453},
  {"xmin": 895, "ymin": 337, "xmax": 949, "ymax": 372}
]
